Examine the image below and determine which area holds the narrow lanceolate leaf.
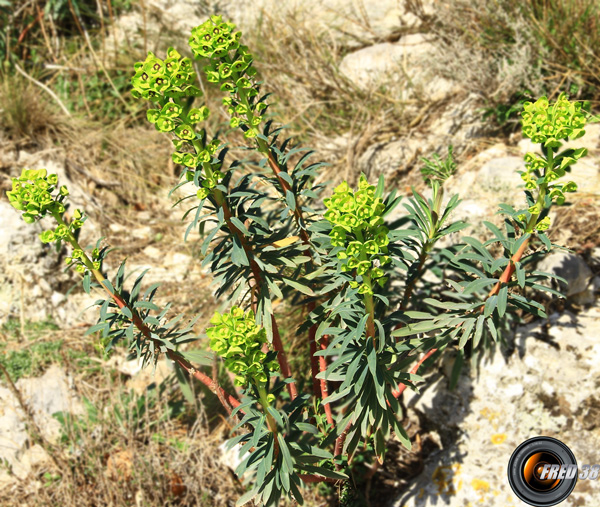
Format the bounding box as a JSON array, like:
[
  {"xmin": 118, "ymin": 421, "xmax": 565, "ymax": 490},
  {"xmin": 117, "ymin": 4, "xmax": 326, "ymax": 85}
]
[
  {"xmin": 285, "ymin": 190, "xmax": 296, "ymax": 211},
  {"xmin": 538, "ymin": 232, "xmax": 552, "ymax": 251},
  {"xmin": 231, "ymin": 236, "xmax": 249, "ymax": 266},
  {"xmin": 497, "ymin": 285, "xmax": 508, "ymax": 318},
  {"xmin": 180, "ymin": 350, "xmax": 212, "ymax": 365},
  {"xmin": 277, "ymin": 434, "xmax": 294, "ymax": 473},
  {"xmin": 83, "ymin": 272, "xmax": 91, "ymax": 294},
  {"xmin": 298, "ymin": 465, "xmax": 348, "ymax": 480},
  {"xmin": 282, "ymin": 277, "xmax": 314, "ymax": 296},
  {"xmin": 235, "ymin": 488, "xmax": 258, "ymax": 507},
  {"xmin": 463, "ymin": 277, "xmax": 498, "ymax": 295},
  {"xmin": 484, "ymin": 295, "xmax": 498, "ymax": 318},
  {"xmin": 458, "ymin": 318, "xmax": 475, "ymax": 349},
  {"xmin": 449, "ymin": 349, "xmax": 464, "ymax": 390},
  {"xmin": 229, "ymin": 216, "xmax": 250, "ymax": 236},
  {"xmin": 473, "ymin": 314, "xmax": 485, "ymax": 348}
]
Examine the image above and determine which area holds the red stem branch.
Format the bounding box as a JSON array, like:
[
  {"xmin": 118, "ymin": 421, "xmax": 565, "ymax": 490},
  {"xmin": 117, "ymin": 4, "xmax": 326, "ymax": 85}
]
[
  {"xmin": 319, "ymin": 336, "xmax": 334, "ymax": 426},
  {"xmin": 219, "ymin": 196, "xmax": 298, "ymax": 400},
  {"xmin": 99, "ymin": 277, "xmax": 242, "ymax": 413},
  {"xmin": 392, "ymin": 348, "xmax": 438, "ymax": 399},
  {"xmin": 484, "ymin": 236, "xmax": 531, "ymax": 301}
]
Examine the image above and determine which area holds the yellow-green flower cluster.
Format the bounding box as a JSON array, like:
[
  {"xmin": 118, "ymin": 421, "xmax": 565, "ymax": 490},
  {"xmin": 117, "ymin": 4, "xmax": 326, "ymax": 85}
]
[
  {"xmin": 521, "ymin": 93, "xmax": 587, "ymax": 147},
  {"xmin": 131, "ymin": 46, "xmax": 226, "ymax": 196},
  {"xmin": 189, "ymin": 15, "xmax": 241, "ymax": 59},
  {"xmin": 131, "ymin": 48, "xmax": 200, "ymax": 103},
  {"xmin": 521, "ymin": 151, "xmax": 580, "ymax": 204},
  {"xmin": 207, "ymin": 306, "xmax": 279, "ymax": 388},
  {"xmin": 190, "ymin": 16, "xmax": 264, "ymax": 139},
  {"xmin": 517, "ymin": 94, "xmax": 588, "ymax": 229},
  {"xmin": 323, "ymin": 175, "xmax": 391, "ymax": 294},
  {"xmin": 6, "ymin": 169, "xmax": 66, "ymax": 222},
  {"xmin": 40, "ymin": 207, "xmax": 87, "ymax": 244},
  {"xmin": 6, "ymin": 169, "xmax": 90, "ymax": 250}
]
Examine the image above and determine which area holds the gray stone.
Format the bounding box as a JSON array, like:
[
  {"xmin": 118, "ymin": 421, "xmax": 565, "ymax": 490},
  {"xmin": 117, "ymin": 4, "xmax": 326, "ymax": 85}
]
[
  {"xmin": 0, "ymin": 366, "xmax": 82, "ymax": 488},
  {"xmin": 477, "ymin": 156, "xmax": 524, "ymax": 190},
  {"xmin": 358, "ymin": 136, "xmax": 423, "ymax": 180},
  {"xmin": 339, "ymin": 34, "xmax": 459, "ymax": 101},
  {"xmin": 113, "ymin": 0, "xmax": 429, "ymax": 54},
  {"xmin": 537, "ymin": 251, "xmax": 593, "ymax": 298}
]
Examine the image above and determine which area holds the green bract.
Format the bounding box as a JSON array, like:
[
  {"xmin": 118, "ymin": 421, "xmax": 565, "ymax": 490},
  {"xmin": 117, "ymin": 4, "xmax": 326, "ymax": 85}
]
[
  {"xmin": 131, "ymin": 49, "xmax": 199, "ymax": 102},
  {"xmin": 132, "ymin": 46, "xmax": 227, "ymax": 200},
  {"xmin": 521, "ymin": 93, "xmax": 587, "ymax": 147},
  {"xmin": 324, "ymin": 174, "xmax": 390, "ymax": 294},
  {"xmin": 189, "ymin": 15, "xmax": 241, "ymax": 59},
  {"xmin": 207, "ymin": 306, "xmax": 279, "ymax": 388},
  {"xmin": 189, "ymin": 16, "xmax": 265, "ymax": 136},
  {"xmin": 7, "ymin": 169, "xmax": 97, "ymax": 274}
]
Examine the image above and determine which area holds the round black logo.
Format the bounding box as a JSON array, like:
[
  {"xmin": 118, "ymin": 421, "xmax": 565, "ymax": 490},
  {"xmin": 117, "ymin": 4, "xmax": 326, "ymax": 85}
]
[{"xmin": 507, "ymin": 437, "xmax": 578, "ymax": 506}]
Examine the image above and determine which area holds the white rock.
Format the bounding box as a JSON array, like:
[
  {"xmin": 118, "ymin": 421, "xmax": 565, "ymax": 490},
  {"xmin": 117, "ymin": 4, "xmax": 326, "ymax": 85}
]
[
  {"xmin": 358, "ymin": 136, "xmax": 423, "ymax": 180},
  {"xmin": 132, "ymin": 226, "xmax": 153, "ymax": 240},
  {"xmin": 536, "ymin": 251, "xmax": 593, "ymax": 297},
  {"xmin": 112, "ymin": 0, "xmax": 429, "ymax": 54},
  {"xmin": 50, "ymin": 291, "xmax": 65, "ymax": 307},
  {"xmin": 339, "ymin": 34, "xmax": 459, "ymax": 101},
  {"xmin": 477, "ymin": 156, "xmax": 524, "ymax": 190},
  {"xmin": 0, "ymin": 366, "xmax": 83, "ymax": 488},
  {"xmin": 394, "ymin": 300, "xmax": 600, "ymax": 507}
]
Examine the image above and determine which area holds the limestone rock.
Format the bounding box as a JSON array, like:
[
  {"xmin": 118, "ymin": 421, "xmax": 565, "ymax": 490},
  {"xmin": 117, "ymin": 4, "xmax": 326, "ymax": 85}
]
[
  {"xmin": 0, "ymin": 366, "xmax": 83, "ymax": 488},
  {"xmin": 536, "ymin": 251, "xmax": 593, "ymax": 299},
  {"xmin": 339, "ymin": 34, "xmax": 459, "ymax": 100},
  {"xmin": 358, "ymin": 136, "xmax": 423, "ymax": 180},
  {"xmin": 396, "ymin": 303, "xmax": 600, "ymax": 506},
  {"xmin": 477, "ymin": 156, "xmax": 524, "ymax": 190}
]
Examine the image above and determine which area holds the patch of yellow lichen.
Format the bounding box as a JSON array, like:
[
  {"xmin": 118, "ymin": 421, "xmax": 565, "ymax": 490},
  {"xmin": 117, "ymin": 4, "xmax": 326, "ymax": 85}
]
[
  {"xmin": 471, "ymin": 479, "xmax": 490, "ymax": 492},
  {"xmin": 480, "ymin": 407, "xmax": 501, "ymax": 430},
  {"xmin": 491, "ymin": 433, "xmax": 507, "ymax": 445},
  {"xmin": 471, "ymin": 478, "xmax": 491, "ymax": 503}
]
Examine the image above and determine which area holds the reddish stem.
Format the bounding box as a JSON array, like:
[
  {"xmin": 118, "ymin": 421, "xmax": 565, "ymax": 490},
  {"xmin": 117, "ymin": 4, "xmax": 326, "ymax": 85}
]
[
  {"xmin": 219, "ymin": 197, "xmax": 298, "ymax": 400},
  {"xmin": 484, "ymin": 236, "xmax": 531, "ymax": 301},
  {"xmin": 334, "ymin": 420, "xmax": 353, "ymax": 466},
  {"xmin": 319, "ymin": 336, "xmax": 334, "ymax": 426},
  {"xmin": 98, "ymin": 276, "xmax": 242, "ymax": 413},
  {"xmin": 271, "ymin": 317, "xmax": 298, "ymax": 399},
  {"xmin": 309, "ymin": 337, "xmax": 320, "ymax": 398},
  {"xmin": 168, "ymin": 351, "xmax": 241, "ymax": 412},
  {"xmin": 392, "ymin": 348, "xmax": 438, "ymax": 399}
]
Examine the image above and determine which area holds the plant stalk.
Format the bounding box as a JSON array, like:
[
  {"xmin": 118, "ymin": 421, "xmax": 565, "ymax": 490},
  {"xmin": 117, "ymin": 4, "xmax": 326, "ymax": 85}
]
[{"xmin": 53, "ymin": 213, "xmax": 242, "ymax": 413}]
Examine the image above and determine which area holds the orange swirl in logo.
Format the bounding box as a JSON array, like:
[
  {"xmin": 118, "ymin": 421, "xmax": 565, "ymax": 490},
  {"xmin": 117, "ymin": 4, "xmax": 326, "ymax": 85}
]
[{"xmin": 523, "ymin": 452, "xmax": 561, "ymax": 492}]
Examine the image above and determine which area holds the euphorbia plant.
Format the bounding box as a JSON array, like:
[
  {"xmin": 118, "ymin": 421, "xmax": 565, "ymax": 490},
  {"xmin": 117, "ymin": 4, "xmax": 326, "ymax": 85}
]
[{"xmin": 7, "ymin": 14, "xmax": 595, "ymax": 506}]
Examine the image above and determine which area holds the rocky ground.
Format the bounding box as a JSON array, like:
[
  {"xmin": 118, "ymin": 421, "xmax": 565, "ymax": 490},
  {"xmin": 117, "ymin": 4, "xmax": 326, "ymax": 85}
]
[
  {"xmin": 395, "ymin": 301, "xmax": 600, "ymax": 507},
  {"xmin": 1, "ymin": 1, "xmax": 600, "ymax": 506}
]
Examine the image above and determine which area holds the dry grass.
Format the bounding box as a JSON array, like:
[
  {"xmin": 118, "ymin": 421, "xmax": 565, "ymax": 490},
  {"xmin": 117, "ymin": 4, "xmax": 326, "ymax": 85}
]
[
  {"xmin": 239, "ymin": 11, "xmax": 421, "ymax": 184},
  {"xmin": 0, "ymin": 72, "xmax": 77, "ymax": 147},
  {"xmin": 429, "ymin": 0, "xmax": 600, "ymax": 120},
  {"xmin": 0, "ymin": 325, "xmax": 242, "ymax": 507},
  {"xmin": 0, "ymin": 328, "xmax": 329, "ymax": 507}
]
